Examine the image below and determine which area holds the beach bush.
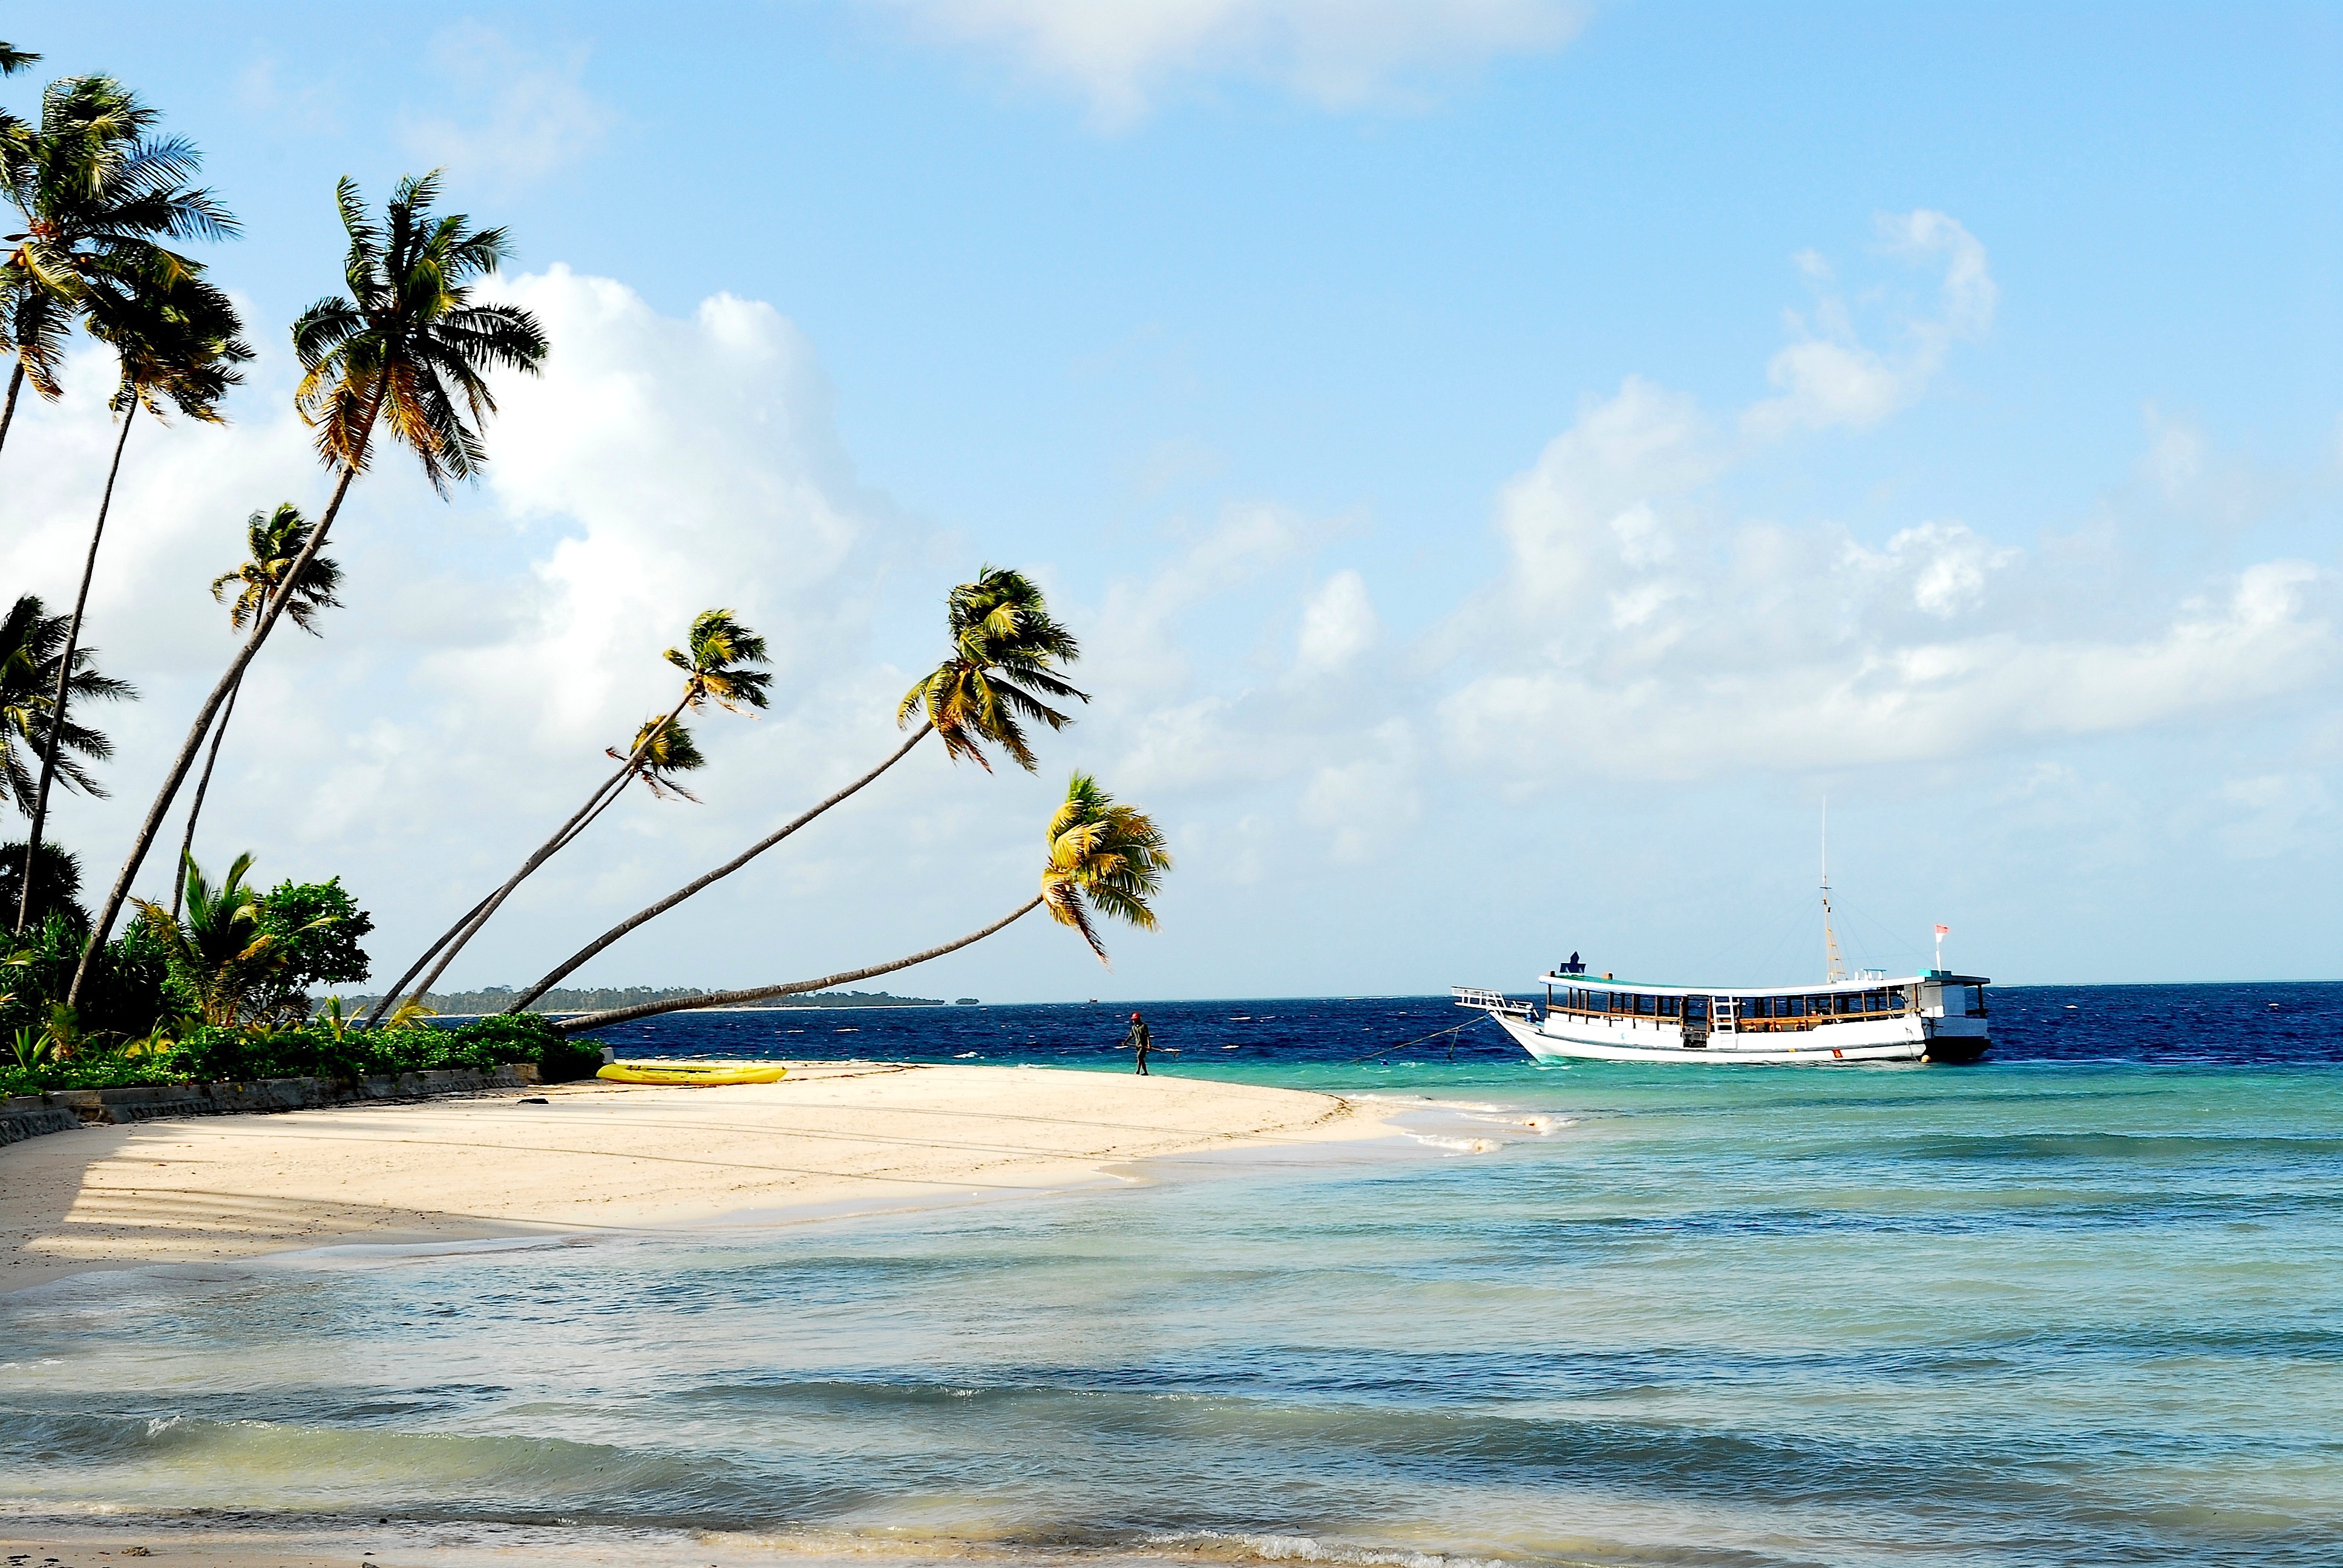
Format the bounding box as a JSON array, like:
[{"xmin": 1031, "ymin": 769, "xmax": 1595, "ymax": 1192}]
[{"xmin": 0, "ymin": 1013, "xmax": 602, "ymax": 1097}]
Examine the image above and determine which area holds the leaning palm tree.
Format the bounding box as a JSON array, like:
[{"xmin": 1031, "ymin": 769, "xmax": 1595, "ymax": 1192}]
[
  {"xmin": 363, "ymin": 609, "xmax": 769, "ymax": 1025},
  {"xmin": 68, "ymin": 172, "xmax": 547, "ymax": 1008},
  {"xmin": 16, "ymin": 265, "xmax": 249, "ymax": 933},
  {"xmin": 0, "ymin": 593, "xmax": 133, "ymax": 826},
  {"xmin": 0, "ymin": 74, "xmax": 237, "ymax": 457},
  {"xmin": 548, "ymin": 772, "xmax": 1170, "ymax": 1033},
  {"xmin": 501, "ymin": 566, "xmax": 1083, "ymax": 1013},
  {"xmin": 168, "ymin": 503, "xmax": 345, "ymax": 920}
]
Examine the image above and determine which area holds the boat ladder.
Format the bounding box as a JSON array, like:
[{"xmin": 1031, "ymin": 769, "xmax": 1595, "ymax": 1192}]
[
  {"xmin": 1452, "ymin": 986, "xmax": 1535, "ymax": 1019},
  {"xmin": 1710, "ymin": 995, "xmax": 1738, "ymax": 1034}
]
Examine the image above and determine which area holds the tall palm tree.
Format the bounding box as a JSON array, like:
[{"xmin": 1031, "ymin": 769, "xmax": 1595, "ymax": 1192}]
[
  {"xmin": 502, "ymin": 566, "xmax": 1083, "ymax": 1013},
  {"xmin": 0, "ymin": 75, "xmax": 237, "ymax": 458},
  {"xmin": 68, "ymin": 172, "xmax": 547, "ymax": 1008},
  {"xmin": 168, "ymin": 503, "xmax": 345, "ymax": 921},
  {"xmin": 364, "ymin": 609, "xmax": 770, "ymax": 1024},
  {"xmin": 17, "ymin": 266, "xmax": 249, "ymax": 933},
  {"xmin": 0, "ymin": 594, "xmax": 132, "ymax": 826},
  {"xmin": 548, "ymin": 772, "xmax": 1170, "ymax": 1033}
]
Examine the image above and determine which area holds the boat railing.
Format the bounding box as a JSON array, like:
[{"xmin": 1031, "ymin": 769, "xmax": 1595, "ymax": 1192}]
[
  {"xmin": 1452, "ymin": 987, "xmax": 1535, "ymax": 1018},
  {"xmin": 1541, "ymin": 1001, "xmax": 1917, "ymax": 1030}
]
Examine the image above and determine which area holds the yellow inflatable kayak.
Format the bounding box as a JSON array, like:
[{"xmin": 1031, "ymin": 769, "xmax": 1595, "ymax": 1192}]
[{"xmin": 597, "ymin": 1060, "xmax": 790, "ymax": 1086}]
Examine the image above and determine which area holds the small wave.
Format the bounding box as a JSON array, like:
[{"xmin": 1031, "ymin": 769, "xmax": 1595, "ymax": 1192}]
[
  {"xmin": 1145, "ymin": 1529, "xmax": 1506, "ymax": 1568},
  {"xmin": 1404, "ymin": 1134, "xmax": 1501, "ymax": 1155}
]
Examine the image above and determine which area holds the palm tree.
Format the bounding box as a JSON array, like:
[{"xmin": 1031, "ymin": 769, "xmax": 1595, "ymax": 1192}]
[
  {"xmin": 168, "ymin": 503, "xmax": 345, "ymax": 920},
  {"xmin": 0, "ymin": 594, "xmax": 133, "ymax": 826},
  {"xmin": 501, "ymin": 566, "xmax": 1083, "ymax": 1013},
  {"xmin": 16, "ymin": 266, "xmax": 249, "ymax": 933},
  {"xmin": 0, "ymin": 42, "xmax": 38, "ymax": 75},
  {"xmin": 0, "ymin": 74, "xmax": 237, "ymax": 458},
  {"xmin": 548, "ymin": 772, "xmax": 1169, "ymax": 1033},
  {"xmin": 131, "ymin": 852, "xmax": 329, "ymax": 1027},
  {"xmin": 68, "ymin": 172, "xmax": 548, "ymax": 1008},
  {"xmin": 364, "ymin": 609, "xmax": 770, "ymax": 1025},
  {"xmin": 900, "ymin": 566, "xmax": 1086, "ymax": 771}
]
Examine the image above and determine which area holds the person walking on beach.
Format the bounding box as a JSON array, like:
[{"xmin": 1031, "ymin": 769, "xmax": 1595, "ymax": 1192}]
[{"xmin": 1121, "ymin": 1011, "xmax": 1156, "ymax": 1074}]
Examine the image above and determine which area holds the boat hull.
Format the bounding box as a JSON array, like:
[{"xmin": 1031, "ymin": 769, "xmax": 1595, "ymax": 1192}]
[{"xmin": 1492, "ymin": 1012, "xmax": 1988, "ymax": 1066}]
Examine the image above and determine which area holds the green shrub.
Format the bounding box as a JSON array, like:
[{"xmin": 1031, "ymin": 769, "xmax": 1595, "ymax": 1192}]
[{"xmin": 1, "ymin": 1010, "xmax": 602, "ymax": 1094}]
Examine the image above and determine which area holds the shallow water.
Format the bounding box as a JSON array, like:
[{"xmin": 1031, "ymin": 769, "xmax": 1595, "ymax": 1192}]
[{"xmin": 5, "ymin": 984, "xmax": 2341, "ymax": 1567}]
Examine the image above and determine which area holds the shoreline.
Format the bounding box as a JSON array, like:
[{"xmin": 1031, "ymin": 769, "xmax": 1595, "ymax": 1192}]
[{"xmin": 1, "ymin": 1062, "xmax": 1399, "ymax": 1296}]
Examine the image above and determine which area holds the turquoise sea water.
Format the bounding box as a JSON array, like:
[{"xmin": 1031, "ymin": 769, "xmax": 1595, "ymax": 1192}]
[{"xmin": 4, "ymin": 984, "xmax": 2341, "ymax": 1567}]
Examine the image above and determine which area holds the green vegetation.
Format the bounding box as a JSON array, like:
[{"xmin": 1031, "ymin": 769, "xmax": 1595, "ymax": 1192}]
[{"xmin": 0, "ymin": 1009, "xmax": 604, "ymax": 1100}]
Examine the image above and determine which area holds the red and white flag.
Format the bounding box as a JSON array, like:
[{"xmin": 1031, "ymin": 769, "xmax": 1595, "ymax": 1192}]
[{"xmin": 1935, "ymin": 924, "xmax": 1950, "ymax": 936}]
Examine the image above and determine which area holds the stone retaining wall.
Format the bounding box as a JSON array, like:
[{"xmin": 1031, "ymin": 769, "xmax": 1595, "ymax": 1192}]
[{"xmin": 0, "ymin": 1063, "xmax": 542, "ymax": 1148}]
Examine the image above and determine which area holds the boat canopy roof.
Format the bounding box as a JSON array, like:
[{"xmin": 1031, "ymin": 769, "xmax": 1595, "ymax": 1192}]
[{"xmin": 1539, "ymin": 970, "xmax": 1990, "ymax": 998}]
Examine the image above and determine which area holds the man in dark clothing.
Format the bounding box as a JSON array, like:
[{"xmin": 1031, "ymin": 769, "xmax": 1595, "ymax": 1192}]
[{"xmin": 1121, "ymin": 1011, "xmax": 1153, "ymax": 1074}]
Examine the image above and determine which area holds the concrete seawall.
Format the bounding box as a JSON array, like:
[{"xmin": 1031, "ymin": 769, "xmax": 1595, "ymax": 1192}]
[{"xmin": 1, "ymin": 1064, "xmax": 542, "ymax": 1147}]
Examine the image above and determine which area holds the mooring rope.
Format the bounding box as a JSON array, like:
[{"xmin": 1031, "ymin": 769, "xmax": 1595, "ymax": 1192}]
[{"xmin": 1343, "ymin": 1010, "xmax": 1501, "ymax": 1065}]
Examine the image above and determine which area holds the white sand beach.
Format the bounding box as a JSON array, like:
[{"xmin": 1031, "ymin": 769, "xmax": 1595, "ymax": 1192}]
[{"xmin": 0, "ymin": 1062, "xmax": 1390, "ymax": 1294}]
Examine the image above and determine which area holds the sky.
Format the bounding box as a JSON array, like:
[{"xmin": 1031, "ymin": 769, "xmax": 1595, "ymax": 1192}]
[{"xmin": 4, "ymin": 1, "xmax": 2339, "ymax": 1003}]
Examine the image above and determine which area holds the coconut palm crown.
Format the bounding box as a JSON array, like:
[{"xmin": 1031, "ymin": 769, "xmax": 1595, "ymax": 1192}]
[
  {"xmin": 0, "ymin": 594, "xmax": 133, "ymax": 817},
  {"xmin": 292, "ymin": 170, "xmax": 546, "ymax": 489},
  {"xmin": 1, "ymin": 76, "xmax": 237, "ymax": 420},
  {"xmin": 609, "ymin": 717, "xmax": 707, "ymax": 802},
  {"xmin": 86, "ymin": 260, "xmax": 251, "ymax": 422},
  {"xmin": 1040, "ymin": 773, "xmax": 1171, "ymax": 964},
  {"xmin": 666, "ymin": 609, "xmax": 773, "ymax": 715},
  {"xmin": 899, "ymin": 565, "xmax": 1085, "ymax": 771},
  {"xmin": 212, "ymin": 503, "xmax": 344, "ymax": 635}
]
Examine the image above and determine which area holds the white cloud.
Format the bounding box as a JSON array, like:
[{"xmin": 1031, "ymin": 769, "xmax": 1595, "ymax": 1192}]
[
  {"xmin": 1299, "ymin": 719, "xmax": 1420, "ymax": 863},
  {"xmin": 1443, "ymin": 356, "xmax": 2338, "ymax": 784},
  {"xmin": 1744, "ymin": 209, "xmax": 1995, "ymax": 439},
  {"xmin": 2215, "ymin": 772, "xmax": 2333, "ymax": 860},
  {"xmin": 1293, "ymin": 569, "xmax": 1378, "ymax": 678},
  {"xmin": 870, "ymin": 0, "xmax": 1587, "ymax": 126},
  {"xmin": 399, "ymin": 24, "xmax": 612, "ymax": 185}
]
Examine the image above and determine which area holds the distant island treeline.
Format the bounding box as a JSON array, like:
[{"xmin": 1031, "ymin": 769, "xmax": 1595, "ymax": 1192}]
[{"xmin": 326, "ymin": 985, "xmax": 972, "ymax": 1016}]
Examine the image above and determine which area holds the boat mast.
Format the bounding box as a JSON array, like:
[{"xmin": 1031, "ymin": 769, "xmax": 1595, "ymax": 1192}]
[{"xmin": 1821, "ymin": 799, "xmax": 1847, "ymax": 983}]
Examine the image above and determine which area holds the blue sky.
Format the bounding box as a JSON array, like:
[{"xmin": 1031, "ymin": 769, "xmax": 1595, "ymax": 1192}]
[{"xmin": 6, "ymin": 2, "xmax": 2339, "ymax": 1000}]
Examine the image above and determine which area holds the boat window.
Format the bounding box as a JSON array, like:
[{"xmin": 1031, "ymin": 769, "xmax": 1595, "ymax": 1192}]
[
  {"xmin": 1660, "ymin": 995, "xmax": 1680, "ymax": 1018},
  {"xmin": 1685, "ymin": 995, "xmax": 1708, "ymax": 1019},
  {"xmin": 1781, "ymin": 996, "xmax": 1803, "ymax": 1018},
  {"xmin": 1635, "ymin": 993, "xmax": 1656, "ymax": 1015}
]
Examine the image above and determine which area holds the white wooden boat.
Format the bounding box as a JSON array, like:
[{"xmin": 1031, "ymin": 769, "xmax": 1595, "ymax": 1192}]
[
  {"xmin": 1453, "ymin": 969, "xmax": 1990, "ymax": 1064},
  {"xmin": 1455, "ymin": 814, "xmax": 1987, "ymax": 1065}
]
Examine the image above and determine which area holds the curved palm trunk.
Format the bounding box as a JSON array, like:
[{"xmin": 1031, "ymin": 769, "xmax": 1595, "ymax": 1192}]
[
  {"xmin": 503, "ymin": 722, "xmax": 934, "ymax": 1014},
  {"xmin": 358, "ymin": 789, "xmax": 630, "ymax": 1015},
  {"xmin": 16, "ymin": 402, "xmax": 136, "ymax": 935},
  {"xmin": 169, "ymin": 670, "xmax": 243, "ymax": 923},
  {"xmin": 67, "ymin": 457, "xmax": 362, "ymax": 1007},
  {"xmin": 0, "ymin": 361, "xmax": 24, "ymax": 460},
  {"xmin": 363, "ymin": 691, "xmax": 696, "ymax": 1025},
  {"xmin": 551, "ymin": 894, "xmax": 1043, "ymax": 1034}
]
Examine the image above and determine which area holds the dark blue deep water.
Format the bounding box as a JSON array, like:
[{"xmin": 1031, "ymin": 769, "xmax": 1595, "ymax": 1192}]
[{"xmin": 597, "ymin": 981, "xmax": 2343, "ymax": 1071}]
